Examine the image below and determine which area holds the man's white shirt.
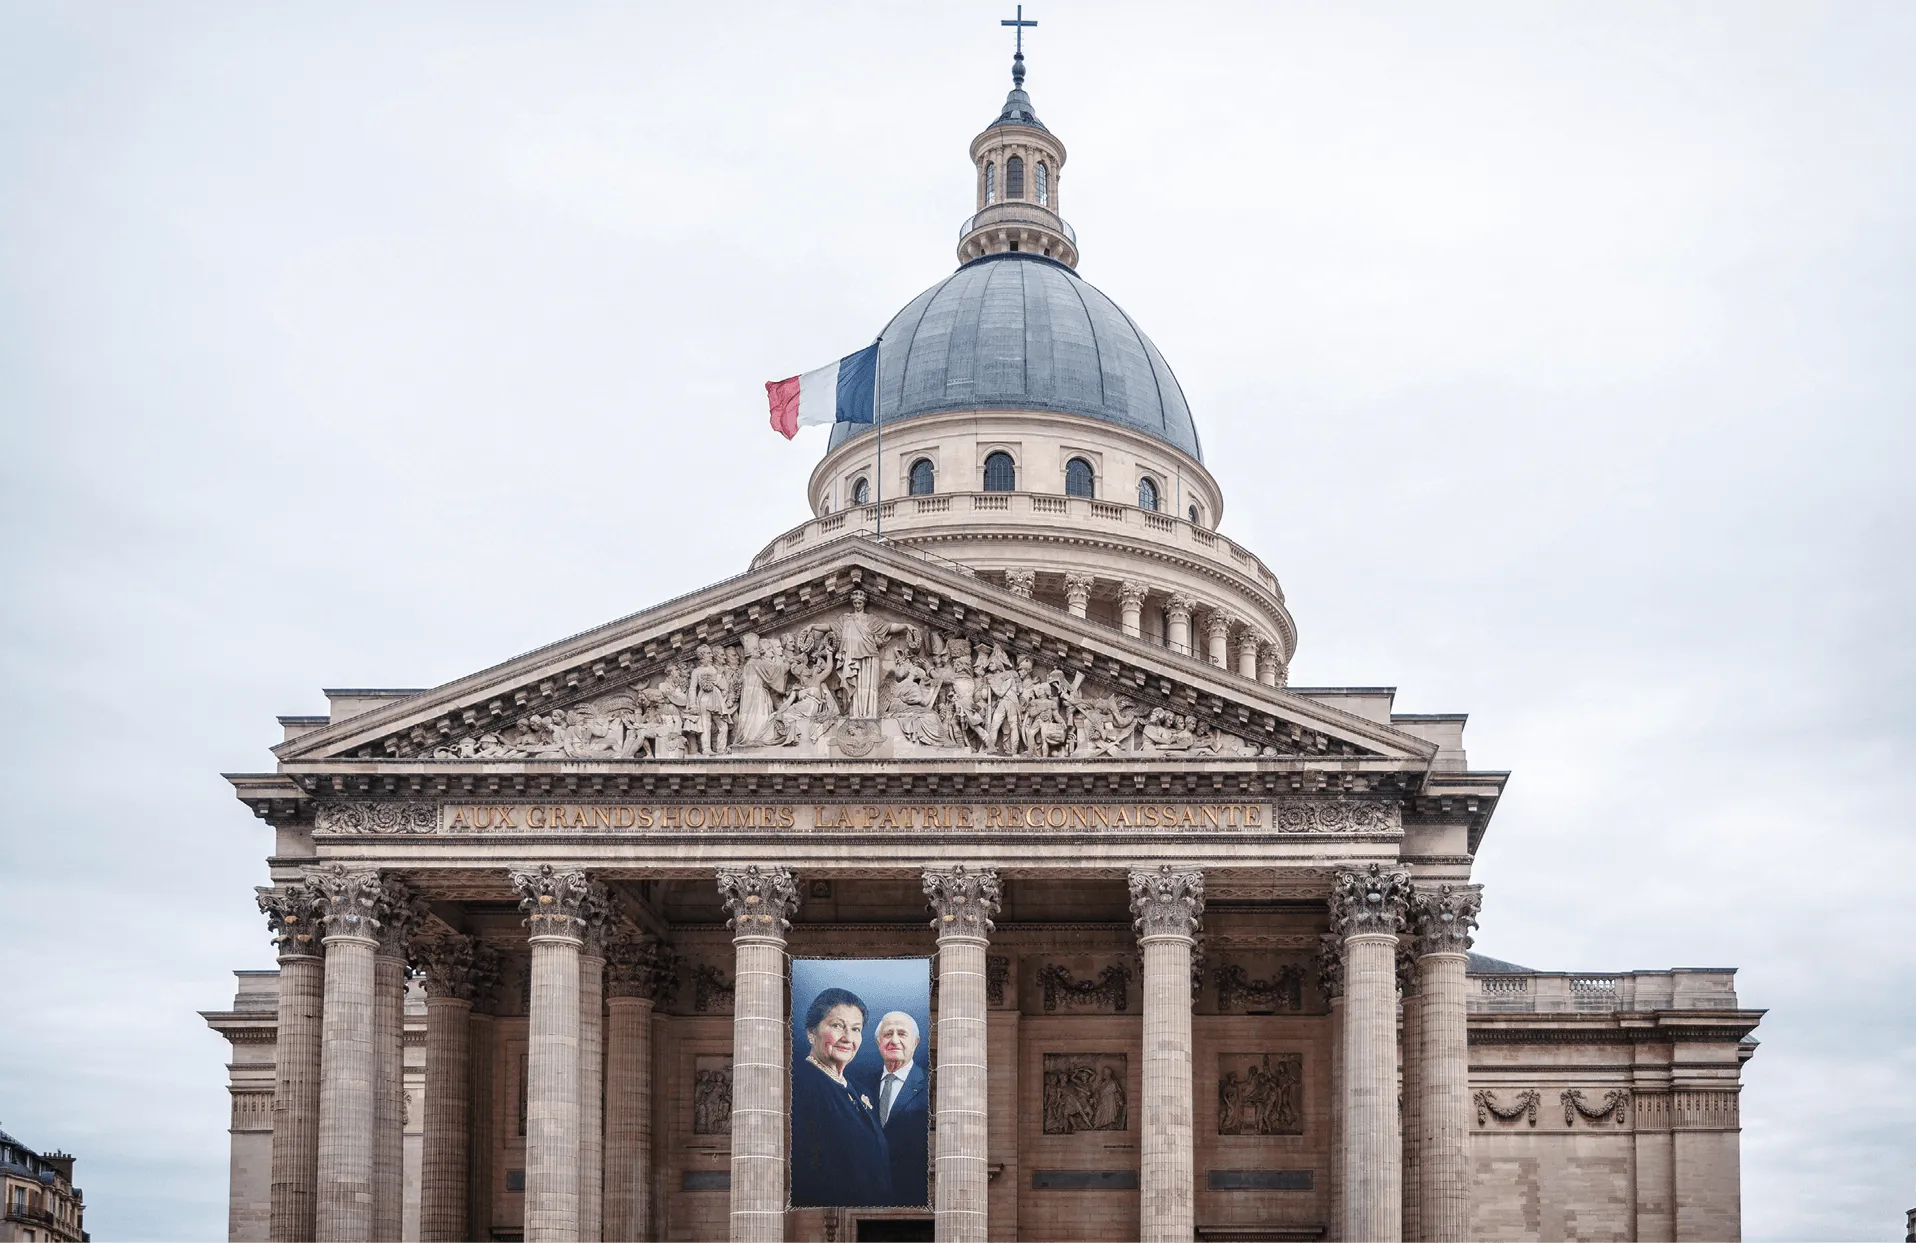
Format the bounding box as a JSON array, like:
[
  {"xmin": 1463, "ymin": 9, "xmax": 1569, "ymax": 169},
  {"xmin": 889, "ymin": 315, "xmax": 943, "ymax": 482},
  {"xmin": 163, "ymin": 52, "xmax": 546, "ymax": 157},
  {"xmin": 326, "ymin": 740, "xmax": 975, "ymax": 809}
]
[{"xmin": 878, "ymin": 1063, "xmax": 914, "ymax": 1124}]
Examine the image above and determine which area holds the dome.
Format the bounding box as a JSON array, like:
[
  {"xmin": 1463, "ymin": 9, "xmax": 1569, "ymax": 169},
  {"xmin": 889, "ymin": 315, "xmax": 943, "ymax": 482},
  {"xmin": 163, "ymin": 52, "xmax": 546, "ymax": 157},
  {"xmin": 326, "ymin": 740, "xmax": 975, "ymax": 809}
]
[{"xmin": 828, "ymin": 252, "xmax": 1202, "ymax": 461}]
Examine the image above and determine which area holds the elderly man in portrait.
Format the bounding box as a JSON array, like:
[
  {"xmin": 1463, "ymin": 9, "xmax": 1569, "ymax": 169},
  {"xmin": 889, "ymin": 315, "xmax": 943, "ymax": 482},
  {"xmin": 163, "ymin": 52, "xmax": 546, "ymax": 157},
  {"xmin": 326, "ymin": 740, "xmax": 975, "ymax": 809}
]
[{"xmin": 860, "ymin": 1009, "xmax": 930, "ymax": 1206}]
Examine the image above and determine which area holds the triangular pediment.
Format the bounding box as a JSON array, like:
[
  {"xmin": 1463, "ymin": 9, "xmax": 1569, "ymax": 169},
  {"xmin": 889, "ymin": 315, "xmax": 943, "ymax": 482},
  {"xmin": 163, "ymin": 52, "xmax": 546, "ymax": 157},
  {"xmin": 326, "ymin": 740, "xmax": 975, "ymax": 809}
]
[{"xmin": 276, "ymin": 540, "xmax": 1437, "ymax": 769}]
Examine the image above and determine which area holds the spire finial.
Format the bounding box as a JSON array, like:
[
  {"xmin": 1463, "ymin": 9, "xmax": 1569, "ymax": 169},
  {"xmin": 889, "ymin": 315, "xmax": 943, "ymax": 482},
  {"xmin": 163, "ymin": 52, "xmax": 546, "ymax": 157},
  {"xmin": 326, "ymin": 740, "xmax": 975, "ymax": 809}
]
[{"xmin": 1002, "ymin": 5, "xmax": 1037, "ymax": 88}]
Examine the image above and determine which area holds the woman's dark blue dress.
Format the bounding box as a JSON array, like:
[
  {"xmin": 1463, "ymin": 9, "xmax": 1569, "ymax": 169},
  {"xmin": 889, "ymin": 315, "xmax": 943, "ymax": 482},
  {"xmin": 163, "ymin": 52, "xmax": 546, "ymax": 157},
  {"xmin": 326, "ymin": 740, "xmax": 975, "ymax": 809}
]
[{"xmin": 791, "ymin": 1056, "xmax": 894, "ymax": 1207}]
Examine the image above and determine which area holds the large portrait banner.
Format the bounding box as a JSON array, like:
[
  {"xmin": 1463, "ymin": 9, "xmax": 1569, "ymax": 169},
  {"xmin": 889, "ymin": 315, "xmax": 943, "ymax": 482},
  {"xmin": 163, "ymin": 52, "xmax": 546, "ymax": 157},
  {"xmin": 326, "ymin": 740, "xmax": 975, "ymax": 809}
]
[{"xmin": 790, "ymin": 957, "xmax": 932, "ymax": 1210}]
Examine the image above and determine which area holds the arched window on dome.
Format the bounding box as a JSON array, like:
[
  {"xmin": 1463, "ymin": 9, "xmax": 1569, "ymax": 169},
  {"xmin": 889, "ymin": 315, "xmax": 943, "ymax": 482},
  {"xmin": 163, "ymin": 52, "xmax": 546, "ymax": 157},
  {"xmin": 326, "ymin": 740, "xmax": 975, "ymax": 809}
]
[
  {"xmin": 1065, "ymin": 457, "xmax": 1095, "ymax": 498},
  {"xmin": 984, "ymin": 162, "xmax": 996, "ymax": 205},
  {"xmin": 1138, "ymin": 476, "xmax": 1160, "ymax": 511},
  {"xmin": 1006, "ymin": 155, "xmax": 1025, "ymax": 199},
  {"xmin": 983, "ymin": 451, "xmax": 1016, "ymax": 493},
  {"xmin": 1035, "ymin": 161, "xmax": 1049, "ymax": 206},
  {"xmin": 852, "ymin": 477, "xmax": 870, "ymax": 506},
  {"xmin": 1188, "ymin": 502, "xmax": 1202, "ymax": 525},
  {"xmin": 908, "ymin": 458, "xmax": 935, "ymax": 496}
]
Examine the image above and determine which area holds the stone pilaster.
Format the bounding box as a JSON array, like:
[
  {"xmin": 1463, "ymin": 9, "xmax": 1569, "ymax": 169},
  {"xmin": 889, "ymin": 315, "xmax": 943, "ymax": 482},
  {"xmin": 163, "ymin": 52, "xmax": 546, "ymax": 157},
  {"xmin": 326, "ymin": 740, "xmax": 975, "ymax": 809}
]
[
  {"xmin": 371, "ymin": 878, "xmax": 425, "ymax": 1243},
  {"xmin": 1331, "ymin": 863, "xmax": 1412, "ymax": 1243},
  {"xmin": 1165, "ymin": 594, "xmax": 1197, "ymax": 655},
  {"xmin": 510, "ymin": 865, "xmax": 592, "ymax": 1243},
  {"xmin": 258, "ymin": 883, "xmax": 325, "ymax": 1243},
  {"xmin": 924, "ymin": 866, "xmax": 1002, "ymax": 1243},
  {"xmin": 1410, "ymin": 884, "xmax": 1482, "ymax": 1243},
  {"xmin": 578, "ymin": 884, "xmax": 614, "ymax": 1243},
  {"xmin": 413, "ymin": 934, "xmax": 480, "ymax": 1243},
  {"xmin": 466, "ymin": 947, "xmax": 503, "ymax": 1243},
  {"xmin": 1317, "ymin": 933, "xmax": 1347, "ymax": 1241},
  {"xmin": 1062, "ymin": 571, "xmax": 1095, "ymax": 618},
  {"xmin": 719, "ymin": 866, "xmax": 802, "ymax": 1243},
  {"xmin": 311, "ymin": 864, "xmax": 383, "ymax": 1242},
  {"xmin": 1118, "ymin": 579, "xmax": 1147, "ymax": 638},
  {"xmin": 605, "ymin": 927, "xmax": 675, "ymax": 1243},
  {"xmin": 1003, "ymin": 568, "xmax": 1036, "ymax": 599},
  {"xmin": 1129, "ymin": 866, "xmax": 1204, "ymax": 1243}
]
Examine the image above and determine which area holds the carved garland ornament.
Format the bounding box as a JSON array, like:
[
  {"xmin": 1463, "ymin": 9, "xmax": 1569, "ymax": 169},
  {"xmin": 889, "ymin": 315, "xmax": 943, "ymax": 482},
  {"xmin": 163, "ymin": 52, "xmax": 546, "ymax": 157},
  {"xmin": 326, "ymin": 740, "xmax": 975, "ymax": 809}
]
[
  {"xmin": 1562, "ymin": 1089, "xmax": 1631, "ymax": 1127},
  {"xmin": 1037, "ymin": 963, "xmax": 1132, "ymax": 1013},
  {"xmin": 924, "ymin": 865, "xmax": 1002, "ymax": 940},
  {"xmin": 314, "ymin": 802, "xmax": 435, "ymax": 834},
  {"xmin": 1474, "ymin": 1089, "xmax": 1541, "ymax": 1127},
  {"xmin": 1214, "ymin": 963, "xmax": 1305, "ymax": 1013}
]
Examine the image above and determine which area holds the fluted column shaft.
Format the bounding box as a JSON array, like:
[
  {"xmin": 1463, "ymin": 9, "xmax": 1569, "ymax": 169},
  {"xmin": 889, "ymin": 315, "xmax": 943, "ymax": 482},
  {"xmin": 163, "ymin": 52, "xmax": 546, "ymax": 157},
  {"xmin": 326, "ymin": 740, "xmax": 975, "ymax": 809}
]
[
  {"xmin": 579, "ymin": 947, "xmax": 607, "ymax": 1242},
  {"xmin": 1235, "ymin": 635, "xmax": 1259, "ymax": 680},
  {"xmin": 1203, "ymin": 613, "xmax": 1233, "ymax": 667},
  {"xmin": 720, "ymin": 867, "xmax": 801, "ymax": 1243},
  {"xmin": 605, "ymin": 995, "xmax": 656, "ymax": 1242},
  {"xmin": 1400, "ymin": 970, "xmax": 1424, "ymax": 1243},
  {"xmin": 512, "ymin": 866, "xmax": 594, "ymax": 1243},
  {"xmin": 1130, "ymin": 867, "xmax": 1204, "ymax": 1243},
  {"xmin": 1333, "ymin": 864, "xmax": 1412, "ymax": 1243},
  {"xmin": 420, "ymin": 993, "xmax": 472, "ymax": 1242},
  {"xmin": 1411, "ymin": 884, "xmax": 1481, "ymax": 1243},
  {"xmin": 926, "ymin": 867, "xmax": 1002, "ymax": 1243},
  {"xmin": 312, "ymin": 866, "xmax": 384, "ymax": 1243},
  {"xmin": 371, "ymin": 951, "xmax": 407, "ymax": 1243},
  {"xmin": 260, "ymin": 885, "xmax": 325, "ymax": 1243},
  {"xmin": 1328, "ymin": 995, "xmax": 1347, "ymax": 1240},
  {"xmin": 467, "ymin": 1008, "xmax": 497, "ymax": 1242}
]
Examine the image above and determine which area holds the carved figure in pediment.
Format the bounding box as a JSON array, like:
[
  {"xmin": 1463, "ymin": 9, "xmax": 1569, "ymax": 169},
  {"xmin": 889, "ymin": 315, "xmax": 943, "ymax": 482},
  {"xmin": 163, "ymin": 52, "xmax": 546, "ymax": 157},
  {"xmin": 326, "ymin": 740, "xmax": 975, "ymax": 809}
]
[
  {"xmin": 836, "ymin": 590, "xmax": 917, "ymax": 719},
  {"xmin": 1021, "ymin": 671, "xmax": 1074, "ymax": 757},
  {"xmin": 1078, "ymin": 694, "xmax": 1142, "ymax": 756},
  {"xmin": 735, "ymin": 633, "xmax": 790, "ymax": 747}
]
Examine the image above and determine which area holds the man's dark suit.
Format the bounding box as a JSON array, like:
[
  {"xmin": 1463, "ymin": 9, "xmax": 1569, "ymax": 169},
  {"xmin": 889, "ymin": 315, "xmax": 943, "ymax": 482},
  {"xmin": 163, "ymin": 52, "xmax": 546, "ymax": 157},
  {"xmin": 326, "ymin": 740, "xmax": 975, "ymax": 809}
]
[{"xmin": 865, "ymin": 1060, "xmax": 930, "ymax": 1206}]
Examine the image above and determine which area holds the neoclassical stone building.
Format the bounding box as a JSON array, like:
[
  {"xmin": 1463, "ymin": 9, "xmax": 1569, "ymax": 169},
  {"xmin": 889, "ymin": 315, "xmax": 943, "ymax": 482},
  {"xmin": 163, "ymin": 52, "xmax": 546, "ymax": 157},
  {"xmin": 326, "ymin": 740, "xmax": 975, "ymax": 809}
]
[{"xmin": 204, "ymin": 49, "xmax": 1761, "ymax": 1243}]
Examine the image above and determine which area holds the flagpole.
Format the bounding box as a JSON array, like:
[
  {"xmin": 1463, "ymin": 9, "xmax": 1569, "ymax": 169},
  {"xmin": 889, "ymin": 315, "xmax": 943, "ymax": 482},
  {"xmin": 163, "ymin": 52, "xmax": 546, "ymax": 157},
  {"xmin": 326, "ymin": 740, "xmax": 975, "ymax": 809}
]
[{"xmin": 873, "ymin": 341, "xmax": 883, "ymax": 540}]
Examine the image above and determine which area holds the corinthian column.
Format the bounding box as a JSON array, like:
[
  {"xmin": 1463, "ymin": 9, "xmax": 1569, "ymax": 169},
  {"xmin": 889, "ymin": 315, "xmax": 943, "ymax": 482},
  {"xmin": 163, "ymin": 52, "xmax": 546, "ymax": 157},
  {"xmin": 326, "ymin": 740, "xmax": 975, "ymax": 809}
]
[
  {"xmin": 466, "ymin": 945, "xmax": 503, "ymax": 1243},
  {"xmin": 510, "ymin": 865, "xmax": 592, "ymax": 1243},
  {"xmin": 1410, "ymin": 884, "xmax": 1482, "ymax": 1242},
  {"xmin": 414, "ymin": 934, "xmax": 479, "ymax": 1243},
  {"xmin": 372, "ymin": 879, "xmax": 425, "ymax": 1243},
  {"xmin": 1398, "ymin": 949, "xmax": 1422, "ymax": 1243},
  {"xmin": 578, "ymin": 884, "xmax": 614, "ymax": 1243},
  {"xmin": 606, "ymin": 927, "xmax": 675, "ymax": 1243},
  {"xmin": 1003, "ymin": 568, "xmax": 1036, "ymax": 599},
  {"xmin": 1129, "ymin": 866, "xmax": 1205, "ymax": 1243},
  {"xmin": 311, "ymin": 865, "xmax": 384, "ymax": 1242},
  {"xmin": 1316, "ymin": 934, "xmax": 1346, "ymax": 1241},
  {"xmin": 1118, "ymin": 580, "xmax": 1147, "ymax": 638},
  {"xmin": 719, "ymin": 866, "xmax": 802, "ymax": 1243},
  {"xmin": 924, "ymin": 866, "xmax": 1002, "ymax": 1243},
  {"xmin": 1165, "ymin": 595, "xmax": 1196, "ymax": 655},
  {"xmin": 1203, "ymin": 610, "xmax": 1236, "ymax": 668},
  {"xmin": 1234, "ymin": 629, "xmax": 1260, "ymax": 679},
  {"xmin": 1063, "ymin": 571, "xmax": 1095, "ymax": 618},
  {"xmin": 1331, "ymin": 864, "xmax": 1412, "ymax": 1243},
  {"xmin": 1257, "ymin": 642, "xmax": 1284, "ymax": 688},
  {"xmin": 259, "ymin": 883, "xmax": 325, "ymax": 1242}
]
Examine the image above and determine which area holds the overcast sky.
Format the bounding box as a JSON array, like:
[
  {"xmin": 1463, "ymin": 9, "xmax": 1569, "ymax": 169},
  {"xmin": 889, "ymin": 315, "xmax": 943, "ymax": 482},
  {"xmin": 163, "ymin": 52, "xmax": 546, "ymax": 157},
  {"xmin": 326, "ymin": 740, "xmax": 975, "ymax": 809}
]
[{"xmin": 2, "ymin": 3, "xmax": 1912, "ymax": 1239}]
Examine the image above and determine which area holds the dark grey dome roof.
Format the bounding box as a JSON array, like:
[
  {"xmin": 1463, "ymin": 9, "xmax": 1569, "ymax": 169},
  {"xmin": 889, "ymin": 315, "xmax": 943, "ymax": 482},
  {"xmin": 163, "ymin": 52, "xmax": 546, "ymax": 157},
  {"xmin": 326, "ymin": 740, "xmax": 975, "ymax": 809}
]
[{"xmin": 829, "ymin": 253, "xmax": 1201, "ymax": 461}]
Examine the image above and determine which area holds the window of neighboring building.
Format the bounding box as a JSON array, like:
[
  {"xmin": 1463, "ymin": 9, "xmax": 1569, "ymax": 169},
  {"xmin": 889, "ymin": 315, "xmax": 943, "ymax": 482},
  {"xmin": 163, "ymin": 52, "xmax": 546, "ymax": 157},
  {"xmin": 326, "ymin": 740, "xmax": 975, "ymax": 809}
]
[
  {"xmin": 851, "ymin": 477, "xmax": 870, "ymax": 506},
  {"xmin": 983, "ymin": 451, "xmax": 1016, "ymax": 492},
  {"xmin": 984, "ymin": 162, "xmax": 996, "ymax": 204},
  {"xmin": 1006, "ymin": 155, "xmax": 1024, "ymax": 199},
  {"xmin": 908, "ymin": 458, "xmax": 935, "ymax": 495},
  {"xmin": 1138, "ymin": 476, "xmax": 1160, "ymax": 511},
  {"xmin": 1036, "ymin": 161, "xmax": 1049, "ymax": 205},
  {"xmin": 1065, "ymin": 456, "xmax": 1095, "ymax": 498}
]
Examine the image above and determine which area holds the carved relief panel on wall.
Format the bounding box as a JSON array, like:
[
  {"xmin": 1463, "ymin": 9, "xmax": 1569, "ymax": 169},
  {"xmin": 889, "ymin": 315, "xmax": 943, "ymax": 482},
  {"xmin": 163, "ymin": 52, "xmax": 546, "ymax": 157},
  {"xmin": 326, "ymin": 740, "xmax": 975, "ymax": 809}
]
[
  {"xmin": 422, "ymin": 594, "xmax": 1267, "ymax": 764},
  {"xmin": 1217, "ymin": 1052, "xmax": 1303, "ymax": 1136},
  {"xmin": 693, "ymin": 1055, "xmax": 734, "ymax": 1135},
  {"xmin": 1042, "ymin": 1054, "xmax": 1128, "ymax": 1134}
]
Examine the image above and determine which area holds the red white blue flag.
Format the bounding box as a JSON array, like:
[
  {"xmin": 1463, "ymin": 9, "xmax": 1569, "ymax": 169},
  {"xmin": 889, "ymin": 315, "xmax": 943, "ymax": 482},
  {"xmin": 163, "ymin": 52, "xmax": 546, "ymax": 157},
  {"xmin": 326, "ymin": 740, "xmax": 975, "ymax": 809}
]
[{"xmin": 767, "ymin": 343, "xmax": 879, "ymax": 439}]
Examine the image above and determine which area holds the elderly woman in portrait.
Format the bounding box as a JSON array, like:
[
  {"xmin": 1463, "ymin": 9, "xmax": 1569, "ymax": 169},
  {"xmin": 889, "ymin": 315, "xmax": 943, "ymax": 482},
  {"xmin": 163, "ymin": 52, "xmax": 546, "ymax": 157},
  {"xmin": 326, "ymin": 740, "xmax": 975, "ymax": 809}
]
[{"xmin": 790, "ymin": 987, "xmax": 893, "ymax": 1207}]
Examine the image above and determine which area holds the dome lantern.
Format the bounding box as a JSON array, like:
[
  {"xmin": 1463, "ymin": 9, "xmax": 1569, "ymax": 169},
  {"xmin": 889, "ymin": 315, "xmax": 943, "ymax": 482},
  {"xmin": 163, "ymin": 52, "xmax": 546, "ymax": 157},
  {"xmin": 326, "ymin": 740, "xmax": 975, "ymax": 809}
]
[{"xmin": 959, "ymin": 15, "xmax": 1077, "ymax": 268}]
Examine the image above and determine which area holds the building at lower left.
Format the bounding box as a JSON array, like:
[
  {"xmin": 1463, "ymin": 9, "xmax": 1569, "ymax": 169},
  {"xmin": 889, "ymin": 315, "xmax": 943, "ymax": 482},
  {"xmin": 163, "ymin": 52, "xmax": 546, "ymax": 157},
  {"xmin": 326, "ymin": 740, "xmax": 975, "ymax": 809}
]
[{"xmin": 0, "ymin": 1130, "xmax": 86, "ymax": 1243}]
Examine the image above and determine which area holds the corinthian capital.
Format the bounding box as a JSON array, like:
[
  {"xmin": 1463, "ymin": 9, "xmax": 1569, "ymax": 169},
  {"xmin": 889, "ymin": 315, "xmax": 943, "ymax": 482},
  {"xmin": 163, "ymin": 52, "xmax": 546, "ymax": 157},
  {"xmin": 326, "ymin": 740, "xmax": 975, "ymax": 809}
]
[
  {"xmin": 1164, "ymin": 593, "xmax": 1198, "ymax": 621},
  {"xmin": 1203, "ymin": 609, "xmax": 1238, "ymax": 641},
  {"xmin": 412, "ymin": 933, "xmax": 479, "ymax": 1000},
  {"xmin": 510, "ymin": 865, "xmax": 592, "ymax": 941},
  {"xmin": 374, "ymin": 876, "xmax": 429, "ymax": 958},
  {"xmin": 924, "ymin": 865, "xmax": 1002, "ymax": 940},
  {"xmin": 1329, "ymin": 863, "xmax": 1412, "ymax": 938},
  {"xmin": 310, "ymin": 863, "xmax": 384, "ymax": 942},
  {"xmin": 1411, "ymin": 883, "xmax": 1482, "ymax": 957},
  {"xmin": 1128, "ymin": 865, "xmax": 1205, "ymax": 941},
  {"xmin": 605, "ymin": 926, "xmax": 678, "ymax": 1001},
  {"xmin": 1118, "ymin": 579, "xmax": 1148, "ymax": 610},
  {"xmin": 716, "ymin": 866, "xmax": 800, "ymax": 938},
  {"xmin": 1003, "ymin": 568, "xmax": 1036, "ymax": 599},
  {"xmin": 1062, "ymin": 571, "xmax": 1095, "ymax": 607},
  {"xmin": 1315, "ymin": 932, "xmax": 1345, "ymax": 1000},
  {"xmin": 578, "ymin": 880, "xmax": 616, "ymax": 957},
  {"xmin": 257, "ymin": 883, "xmax": 326, "ymax": 959}
]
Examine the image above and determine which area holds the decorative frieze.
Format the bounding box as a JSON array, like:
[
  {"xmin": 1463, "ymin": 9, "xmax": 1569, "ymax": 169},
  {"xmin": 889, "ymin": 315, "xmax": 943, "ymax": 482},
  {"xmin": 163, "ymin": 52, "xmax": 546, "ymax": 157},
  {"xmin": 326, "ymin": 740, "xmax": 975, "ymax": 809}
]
[
  {"xmin": 315, "ymin": 801, "xmax": 435, "ymax": 834},
  {"xmin": 1036, "ymin": 962, "xmax": 1132, "ymax": 1013},
  {"xmin": 1129, "ymin": 865, "xmax": 1204, "ymax": 940},
  {"xmin": 1042, "ymin": 1054, "xmax": 1128, "ymax": 1134},
  {"xmin": 508, "ymin": 865, "xmax": 591, "ymax": 940},
  {"xmin": 924, "ymin": 865, "xmax": 1002, "ymax": 939},
  {"xmin": 1328, "ymin": 863, "xmax": 1411, "ymax": 938},
  {"xmin": 1410, "ymin": 884, "xmax": 1482, "ymax": 957},
  {"xmin": 1272, "ymin": 801, "xmax": 1398, "ymax": 834},
  {"xmin": 1217, "ymin": 1053, "xmax": 1303, "ymax": 1136}
]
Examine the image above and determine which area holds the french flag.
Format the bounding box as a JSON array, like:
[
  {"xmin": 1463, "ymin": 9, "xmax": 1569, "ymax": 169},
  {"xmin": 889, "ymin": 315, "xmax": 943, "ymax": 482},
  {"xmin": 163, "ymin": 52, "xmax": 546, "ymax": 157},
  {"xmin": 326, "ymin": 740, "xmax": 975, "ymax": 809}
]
[{"xmin": 766, "ymin": 343, "xmax": 879, "ymax": 439}]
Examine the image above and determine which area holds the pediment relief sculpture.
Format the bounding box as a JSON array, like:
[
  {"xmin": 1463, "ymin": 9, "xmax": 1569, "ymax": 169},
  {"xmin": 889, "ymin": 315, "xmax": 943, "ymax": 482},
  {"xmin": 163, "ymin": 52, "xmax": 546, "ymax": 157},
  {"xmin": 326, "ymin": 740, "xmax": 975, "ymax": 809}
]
[{"xmin": 428, "ymin": 592, "xmax": 1267, "ymax": 763}]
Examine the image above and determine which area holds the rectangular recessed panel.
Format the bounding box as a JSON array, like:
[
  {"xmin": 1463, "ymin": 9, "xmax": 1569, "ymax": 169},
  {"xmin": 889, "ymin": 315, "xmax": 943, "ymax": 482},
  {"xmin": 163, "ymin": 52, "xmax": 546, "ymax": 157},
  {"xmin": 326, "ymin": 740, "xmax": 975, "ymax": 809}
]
[
  {"xmin": 1206, "ymin": 1169, "xmax": 1315, "ymax": 1191},
  {"xmin": 1031, "ymin": 1169, "xmax": 1139, "ymax": 1190},
  {"xmin": 682, "ymin": 1170, "xmax": 731, "ymax": 1191},
  {"xmin": 504, "ymin": 1169, "xmax": 525, "ymax": 1192}
]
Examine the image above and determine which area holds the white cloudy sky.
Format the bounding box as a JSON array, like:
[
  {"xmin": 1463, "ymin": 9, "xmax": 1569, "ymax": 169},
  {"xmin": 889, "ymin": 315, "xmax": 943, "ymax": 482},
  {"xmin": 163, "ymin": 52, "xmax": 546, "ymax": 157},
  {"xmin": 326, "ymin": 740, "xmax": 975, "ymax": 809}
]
[{"xmin": 2, "ymin": 3, "xmax": 1912, "ymax": 1239}]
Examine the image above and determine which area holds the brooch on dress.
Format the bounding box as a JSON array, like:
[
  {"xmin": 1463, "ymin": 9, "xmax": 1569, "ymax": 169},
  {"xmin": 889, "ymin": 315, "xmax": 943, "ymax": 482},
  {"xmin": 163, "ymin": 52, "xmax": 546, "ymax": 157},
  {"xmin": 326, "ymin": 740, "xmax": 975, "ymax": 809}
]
[{"xmin": 860, "ymin": 1094, "xmax": 873, "ymax": 1110}]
